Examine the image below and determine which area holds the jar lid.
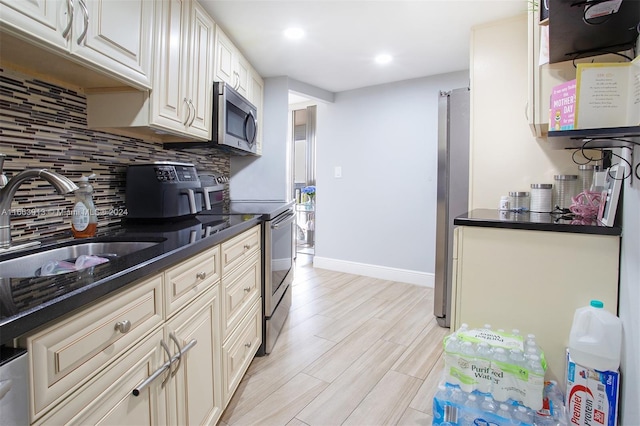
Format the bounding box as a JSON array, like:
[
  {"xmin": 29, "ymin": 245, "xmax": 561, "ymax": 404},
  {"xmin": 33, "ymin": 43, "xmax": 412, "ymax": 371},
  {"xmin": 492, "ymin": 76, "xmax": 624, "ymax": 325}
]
[
  {"xmin": 509, "ymin": 191, "xmax": 530, "ymax": 197},
  {"xmin": 530, "ymin": 183, "xmax": 552, "ymax": 189},
  {"xmin": 578, "ymin": 165, "xmax": 595, "ymax": 170},
  {"xmin": 554, "ymin": 174, "xmax": 578, "ymax": 180}
]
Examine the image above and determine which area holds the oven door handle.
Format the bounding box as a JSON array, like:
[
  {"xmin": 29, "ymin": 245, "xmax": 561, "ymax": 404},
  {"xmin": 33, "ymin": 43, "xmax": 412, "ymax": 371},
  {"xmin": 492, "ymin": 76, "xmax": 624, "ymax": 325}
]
[{"xmin": 271, "ymin": 212, "xmax": 295, "ymax": 229}]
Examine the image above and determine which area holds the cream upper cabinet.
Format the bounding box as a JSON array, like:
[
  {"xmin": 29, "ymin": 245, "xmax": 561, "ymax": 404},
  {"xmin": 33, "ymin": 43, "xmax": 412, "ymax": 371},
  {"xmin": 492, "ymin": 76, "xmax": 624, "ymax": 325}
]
[
  {"xmin": 86, "ymin": 0, "xmax": 213, "ymax": 141},
  {"xmin": 249, "ymin": 66, "xmax": 264, "ymax": 155},
  {"xmin": 0, "ymin": 0, "xmax": 153, "ymax": 90},
  {"xmin": 214, "ymin": 25, "xmax": 249, "ymax": 97},
  {"xmin": 150, "ymin": 0, "xmax": 214, "ymax": 139}
]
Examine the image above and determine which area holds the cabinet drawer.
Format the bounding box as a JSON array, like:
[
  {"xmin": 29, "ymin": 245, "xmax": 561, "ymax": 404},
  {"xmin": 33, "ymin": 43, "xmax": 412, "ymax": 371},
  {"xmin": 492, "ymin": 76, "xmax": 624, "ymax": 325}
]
[
  {"xmin": 164, "ymin": 245, "xmax": 220, "ymax": 317},
  {"xmin": 34, "ymin": 328, "xmax": 166, "ymax": 426},
  {"xmin": 221, "ymin": 225, "xmax": 260, "ymax": 275},
  {"xmin": 221, "ymin": 299, "xmax": 261, "ymax": 404},
  {"xmin": 221, "ymin": 252, "xmax": 260, "ymax": 339},
  {"xmin": 25, "ymin": 274, "xmax": 163, "ymax": 421}
]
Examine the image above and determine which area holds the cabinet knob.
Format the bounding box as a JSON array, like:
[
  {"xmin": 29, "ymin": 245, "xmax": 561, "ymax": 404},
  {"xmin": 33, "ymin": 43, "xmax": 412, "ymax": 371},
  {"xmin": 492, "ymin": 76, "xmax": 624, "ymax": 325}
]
[
  {"xmin": 243, "ymin": 244, "xmax": 251, "ymax": 250},
  {"xmin": 244, "ymin": 287, "xmax": 251, "ymax": 293},
  {"xmin": 244, "ymin": 342, "xmax": 252, "ymax": 349},
  {"xmin": 196, "ymin": 272, "xmax": 207, "ymax": 280},
  {"xmin": 115, "ymin": 320, "xmax": 132, "ymax": 334}
]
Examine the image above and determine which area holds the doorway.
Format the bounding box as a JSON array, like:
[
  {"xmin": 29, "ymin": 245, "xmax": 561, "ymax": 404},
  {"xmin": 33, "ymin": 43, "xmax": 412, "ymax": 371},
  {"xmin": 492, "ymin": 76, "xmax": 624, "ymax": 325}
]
[{"xmin": 291, "ymin": 104, "xmax": 317, "ymax": 259}]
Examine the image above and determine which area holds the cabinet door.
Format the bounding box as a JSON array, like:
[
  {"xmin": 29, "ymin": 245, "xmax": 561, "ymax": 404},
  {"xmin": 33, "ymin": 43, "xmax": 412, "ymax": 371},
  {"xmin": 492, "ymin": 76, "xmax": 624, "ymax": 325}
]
[
  {"xmin": 235, "ymin": 53, "xmax": 250, "ymax": 97},
  {"xmin": 221, "ymin": 299, "xmax": 261, "ymax": 405},
  {"xmin": 34, "ymin": 328, "xmax": 167, "ymax": 426},
  {"xmin": 70, "ymin": 0, "xmax": 153, "ymax": 89},
  {"xmin": 0, "ymin": 0, "xmax": 68, "ymax": 50},
  {"xmin": 249, "ymin": 67, "xmax": 264, "ymax": 155},
  {"xmin": 151, "ymin": 0, "xmax": 190, "ymax": 133},
  {"xmin": 185, "ymin": 1, "xmax": 214, "ymax": 139},
  {"xmin": 165, "ymin": 285, "xmax": 223, "ymax": 426},
  {"xmin": 214, "ymin": 26, "xmax": 235, "ymax": 85},
  {"xmin": 456, "ymin": 226, "xmax": 619, "ymax": 385}
]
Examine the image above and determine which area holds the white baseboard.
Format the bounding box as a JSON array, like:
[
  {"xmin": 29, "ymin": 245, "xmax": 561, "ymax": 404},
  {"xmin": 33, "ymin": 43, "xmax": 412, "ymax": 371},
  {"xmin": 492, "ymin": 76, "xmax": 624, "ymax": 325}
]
[{"xmin": 312, "ymin": 256, "xmax": 434, "ymax": 288}]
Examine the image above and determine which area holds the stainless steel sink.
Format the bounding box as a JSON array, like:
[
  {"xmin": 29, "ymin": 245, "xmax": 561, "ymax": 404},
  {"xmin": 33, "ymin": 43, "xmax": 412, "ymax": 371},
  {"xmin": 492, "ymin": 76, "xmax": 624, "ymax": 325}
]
[{"xmin": 0, "ymin": 241, "xmax": 159, "ymax": 278}]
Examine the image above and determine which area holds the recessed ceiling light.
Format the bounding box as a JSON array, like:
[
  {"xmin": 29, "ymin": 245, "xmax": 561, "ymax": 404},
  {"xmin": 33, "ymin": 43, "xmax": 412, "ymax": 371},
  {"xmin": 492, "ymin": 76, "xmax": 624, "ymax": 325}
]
[
  {"xmin": 375, "ymin": 54, "xmax": 393, "ymax": 65},
  {"xmin": 284, "ymin": 27, "xmax": 305, "ymax": 40}
]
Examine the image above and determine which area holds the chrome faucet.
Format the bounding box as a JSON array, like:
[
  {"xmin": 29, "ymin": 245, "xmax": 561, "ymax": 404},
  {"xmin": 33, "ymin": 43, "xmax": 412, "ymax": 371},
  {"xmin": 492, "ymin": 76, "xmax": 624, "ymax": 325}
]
[{"xmin": 0, "ymin": 154, "xmax": 79, "ymax": 249}]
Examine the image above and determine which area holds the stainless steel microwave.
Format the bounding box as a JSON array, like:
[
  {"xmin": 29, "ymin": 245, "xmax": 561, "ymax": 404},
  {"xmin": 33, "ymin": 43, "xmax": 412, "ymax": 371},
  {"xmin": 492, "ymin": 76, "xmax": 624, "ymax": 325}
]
[{"xmin": 163, "ymin": 81, "xmax": 258, "ymax": 155}]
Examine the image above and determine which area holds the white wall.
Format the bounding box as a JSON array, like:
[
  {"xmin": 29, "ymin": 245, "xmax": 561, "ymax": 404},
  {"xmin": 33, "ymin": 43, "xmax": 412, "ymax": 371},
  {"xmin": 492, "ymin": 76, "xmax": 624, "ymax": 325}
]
[
  {"xmin": 618, "ymin": 144, "xmax": 640, "ymax": 424},
  {"xmin": 313, "ymin": 72, "xmax": 468, "ymax": 285},
  {"xmin": 230, "ymin": 76, "xmax": 290, "ymax": 201},
  {"xmin": 469, "ymin": 15, "xmax": 578, "ymax": 210}
]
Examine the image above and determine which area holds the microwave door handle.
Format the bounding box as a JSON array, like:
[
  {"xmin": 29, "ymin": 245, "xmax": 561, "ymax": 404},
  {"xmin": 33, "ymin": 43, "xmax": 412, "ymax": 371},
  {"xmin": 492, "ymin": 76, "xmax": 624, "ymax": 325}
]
[{"xmin": 245, "ymin": 111, "xmax": 257, "ymax": 147}]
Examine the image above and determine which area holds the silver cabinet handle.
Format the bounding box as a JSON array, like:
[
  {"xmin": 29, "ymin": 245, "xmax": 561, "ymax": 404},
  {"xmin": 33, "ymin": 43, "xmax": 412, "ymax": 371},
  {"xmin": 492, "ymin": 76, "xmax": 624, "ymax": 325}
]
[
  {"xmin": 244, "ymin": 287, "xmax": 251, "ymax": 293},
  {"xmin": 61, "ymin": 0, "xmax": 74, "ymax": 39},
  {"xmin": 243, "ymin": 244, "xmax": 251, "ymax": 250},
  {"xmin": 77, "ymin": 0, "xmax": 89, "ymax": 45},
  {"xmin": 196, "ymin": 271, "xmax": 207, "ymax": 280},
  {"xmin": 183, "ymin": 98, "xmax": 192, "ymax": 126},
  {"xmin": 187, "ymin": 100, "xmax": 196, "ymax": 127},
  {"xmin": 132, "ymin": 337, "xmax": 197, "ymax": 397},
  {"xmin": 244, "ymin": 341, "xmax": 252, "ymax": 349},
  {"xmin": 114, "ymin": 320, "xmax": 131, "ymax": 334}
]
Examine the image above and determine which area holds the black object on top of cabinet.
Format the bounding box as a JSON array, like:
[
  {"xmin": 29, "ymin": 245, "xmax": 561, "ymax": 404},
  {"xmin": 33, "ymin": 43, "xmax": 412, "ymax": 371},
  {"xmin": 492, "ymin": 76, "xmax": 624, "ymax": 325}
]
[{"xmin": 548, "ymin": 0, "xmax": 639, "ymax": 64}]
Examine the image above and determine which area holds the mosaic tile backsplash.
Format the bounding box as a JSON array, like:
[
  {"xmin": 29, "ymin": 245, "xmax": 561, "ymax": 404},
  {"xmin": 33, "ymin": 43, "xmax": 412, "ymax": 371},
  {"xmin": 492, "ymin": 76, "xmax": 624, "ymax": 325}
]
[{"xmin": 0, "ymin": 67, "xmax": 230, "ymax": 245}]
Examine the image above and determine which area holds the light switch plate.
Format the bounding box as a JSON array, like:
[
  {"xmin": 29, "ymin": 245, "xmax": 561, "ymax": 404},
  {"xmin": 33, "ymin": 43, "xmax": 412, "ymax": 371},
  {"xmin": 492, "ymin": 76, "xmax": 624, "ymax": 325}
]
[{"xmin": 334, "ymin": 166, "xmax": 342, "ymax": 178}]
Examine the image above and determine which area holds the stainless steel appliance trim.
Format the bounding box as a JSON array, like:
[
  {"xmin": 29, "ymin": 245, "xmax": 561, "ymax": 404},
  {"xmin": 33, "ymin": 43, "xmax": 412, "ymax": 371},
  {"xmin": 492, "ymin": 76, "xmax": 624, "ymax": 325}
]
[
  {"xmin": 265, "ymin": 283, "xmax": 292, "ymax": 354},
  {"xmin": 0, "ymin": 350, "xmax": 28, "ymax": 424},
  {"xmin": 271, "ymin": 212, "xmax": 295, "ymax": 229}
]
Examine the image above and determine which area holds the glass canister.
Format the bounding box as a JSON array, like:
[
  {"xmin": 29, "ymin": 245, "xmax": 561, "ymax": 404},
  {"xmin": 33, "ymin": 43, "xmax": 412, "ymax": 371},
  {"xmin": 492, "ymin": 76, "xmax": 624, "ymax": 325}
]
[
  {"xmin": 530, "ymin": 184, "xmax": 553, "ymax": 212},
  {"xmin": 553, "ymin": 175, "xmax": 578, "ymax": 210},
  {"xmin": 509, "ymin": 191, "xmax": 530, "ymax": 211},
  {"xmin": 578, "ymin": 165, "xmax": 595, "ymax": 193}
]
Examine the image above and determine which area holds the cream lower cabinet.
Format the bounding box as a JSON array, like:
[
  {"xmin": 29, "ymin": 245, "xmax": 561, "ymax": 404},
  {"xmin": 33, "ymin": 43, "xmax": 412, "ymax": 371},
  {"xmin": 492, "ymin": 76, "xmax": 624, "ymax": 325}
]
[
  {"xmin": 220, "ymin": 227, "xmax": 262, "ymax": 404},
  {"xmin": 165, "ymin": 285, "xmax": 223, "ymax": 425},
  {"xmin": 22, "ymin": 228, "xmax": 261, "ymax": 424},
  {"xmin": 451, "ymin": 226, "xmax": 620, "ymax": 386}
]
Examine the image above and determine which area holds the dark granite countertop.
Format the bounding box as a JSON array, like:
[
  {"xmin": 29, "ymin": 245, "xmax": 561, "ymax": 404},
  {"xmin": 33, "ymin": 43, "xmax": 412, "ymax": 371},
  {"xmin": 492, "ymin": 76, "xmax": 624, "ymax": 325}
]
[
  {"xmin": 0, "ymin": 214, "xmax": 262, "ymax": 346},
  {"xmin": 454, "ymin": 209, "xmax": 622, "ymax": 236}
]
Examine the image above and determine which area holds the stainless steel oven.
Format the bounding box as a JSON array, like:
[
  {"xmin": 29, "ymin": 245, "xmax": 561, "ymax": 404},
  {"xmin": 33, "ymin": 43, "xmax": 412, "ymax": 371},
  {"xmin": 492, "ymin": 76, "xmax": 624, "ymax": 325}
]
[{"xmin": 261, "ymin": 206, "xmax": 295, "ymax": 355}]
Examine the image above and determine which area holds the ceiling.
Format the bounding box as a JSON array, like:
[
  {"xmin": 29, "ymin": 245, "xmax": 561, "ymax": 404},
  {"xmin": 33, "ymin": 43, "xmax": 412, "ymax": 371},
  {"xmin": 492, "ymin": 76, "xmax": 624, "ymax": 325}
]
[{"xmin": 200, "ymin": 1, "xmax": 528, "ymax": 96}]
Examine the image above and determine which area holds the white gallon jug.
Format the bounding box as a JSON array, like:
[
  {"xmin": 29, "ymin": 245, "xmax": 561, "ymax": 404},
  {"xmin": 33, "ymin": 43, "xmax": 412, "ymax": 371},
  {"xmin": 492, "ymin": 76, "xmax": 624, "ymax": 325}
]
[{"xmin": 569, "ymin": 300, "xmax": 622, "ymax": 371}]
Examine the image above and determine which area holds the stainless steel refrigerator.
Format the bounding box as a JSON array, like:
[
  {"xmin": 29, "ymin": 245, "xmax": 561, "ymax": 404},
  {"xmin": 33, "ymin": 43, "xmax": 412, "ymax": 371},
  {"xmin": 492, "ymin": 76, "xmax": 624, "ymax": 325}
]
[{"xmin": 434, "ymin": 88, "xmax": 470, "ymax": 328}]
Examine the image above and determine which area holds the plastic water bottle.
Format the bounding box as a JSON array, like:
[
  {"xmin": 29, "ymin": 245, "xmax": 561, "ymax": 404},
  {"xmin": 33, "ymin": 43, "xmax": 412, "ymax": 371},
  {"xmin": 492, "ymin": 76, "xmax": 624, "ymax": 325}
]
[
  {"xmin": 509, "ymin": 348, "xmax": 525, "ymax": 367},
  {"xmin": 569, "ymin": 300, "xmax": 622, "ymax": 371},
  {"xmin": 513, "ymin": 405, "xmax": 534, "ymax": 423},
  {"xmin": 460, "ymin": 394, "xmax": 480, "ymax": 426},
  {"xmin": 491, "ymin": 348, "xmax": 510, "ymax": 402},
  {"xmin": 475, "ymin": 342, "xmax": 494, "ymax": 393},
  {"xmin": 497, "ymin": 403, "xmax": 512, "ymax": 420},
  {"xmin": 459, "ymin": 341, "xmax": 477, "ymax": 392},
  {"xmin": 444, "ymin": 336, "xmax": 461, "ymax": 386},
  {"xmin": 481, "ymin": 395, "xmax": 497, "ymax": 413},
  {"xmin": 525, "ymin": 355, "xmax": 545, "ymax": 410}
]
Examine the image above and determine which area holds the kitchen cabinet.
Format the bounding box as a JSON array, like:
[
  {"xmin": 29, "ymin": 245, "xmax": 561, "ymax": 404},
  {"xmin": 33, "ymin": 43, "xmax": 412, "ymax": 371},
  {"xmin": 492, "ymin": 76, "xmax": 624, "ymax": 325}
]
[
  {"xmin": 451, "ymin": 225, "xmax": 619, "ymax": 388},
  {"xmin": 18, "ymin": 225, "xmax": 262, "ymax": 425},
  {"xmin": 22, "ymin": 274, "xmax": 164, "ymax": 422},
  {"xmin": 220, "ymin": 226, "xmax": 262, "ymax": 404},
  {"xmin": 33, "ymin": 328, "xmax": 167, "ymax": 425},
  {"xmin": 165, "ymin": 285, "xmax": 223, "ymax": 426},
  {"xmin": 85, "ymin": 0, "xmax": 214, "ymax": 141},
  {"xmin": 215, "ymin": 25, "xmax": 250, "ymax": 97},
  {"xmin": 249, "ymin": 66, "xmax": 265, "ymax": 154},
  {"xmin": 0, "ymin": 0, "xmax": 154, "ymax": 90}
]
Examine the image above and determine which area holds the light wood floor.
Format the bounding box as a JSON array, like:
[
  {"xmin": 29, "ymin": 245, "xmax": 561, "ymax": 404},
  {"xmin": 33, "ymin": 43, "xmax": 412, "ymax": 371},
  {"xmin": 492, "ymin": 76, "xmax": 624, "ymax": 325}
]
[{"xmin": 220, "ymin": 255, "xmax": 449, "ymax": 426}]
